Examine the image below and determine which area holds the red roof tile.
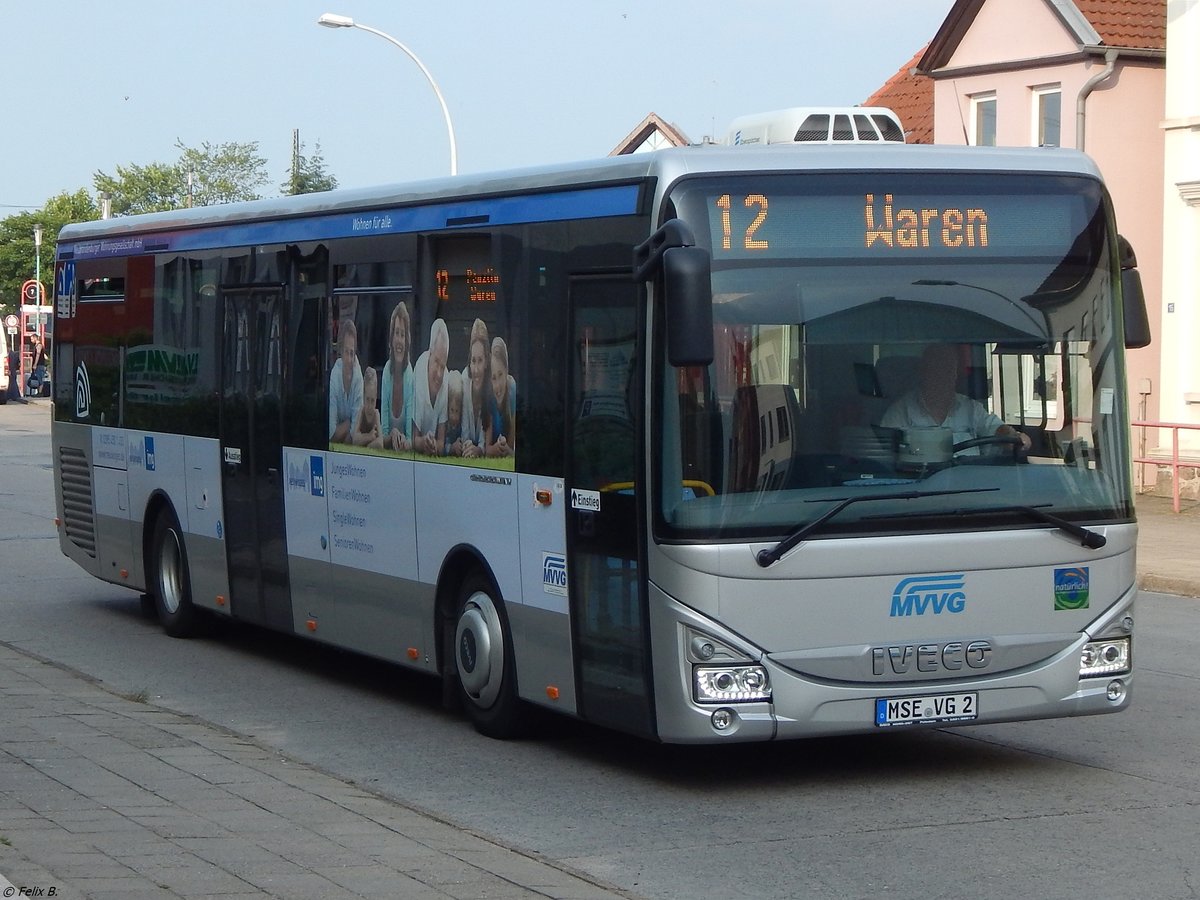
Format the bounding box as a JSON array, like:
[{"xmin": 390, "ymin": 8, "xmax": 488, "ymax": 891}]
[
  {"xmin": 1073, "ymin": 0, "xmax": 1165, "ymax": 49},
  {"xmin": 864, "ymin": 45, "xmax": 935, "ymax": 144}
]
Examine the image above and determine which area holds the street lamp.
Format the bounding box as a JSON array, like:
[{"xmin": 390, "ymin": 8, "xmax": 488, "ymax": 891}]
[
  {"xmin": 32, "ymin": 223, "xmax": 42, "ymax": 301},
  {"xmin": 29, "ymin": 222, "xmax": 45, "ymax": 394},
  {"xmin": 317, "ymin": 13, "xmax": 458, "ymax": 176}
]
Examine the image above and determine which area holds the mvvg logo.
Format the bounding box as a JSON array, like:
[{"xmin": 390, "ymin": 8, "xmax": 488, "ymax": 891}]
[
  {"xmin": 309, "ymin": 455, "xmax": 325, "ymax": 497},
  {"xmin": 542, "ymin": 553, "xmax": 567, "ymax": 596},
  {"xmin": 890, "ymin": 574, "xmax": 967, "ymax": 617},
  {"xmin": 74, "ymin": 362, "xmax": 91, "ymax": 419}
]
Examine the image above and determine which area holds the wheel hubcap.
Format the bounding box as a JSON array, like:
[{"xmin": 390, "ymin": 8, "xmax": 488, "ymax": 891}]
[
  {"xmin": 159, "ymin": 531, "xmax": 183, "ymax": 615},
  {"xmin": 455, "ymin": 590, "xmax": 504, "ymax": 708}
]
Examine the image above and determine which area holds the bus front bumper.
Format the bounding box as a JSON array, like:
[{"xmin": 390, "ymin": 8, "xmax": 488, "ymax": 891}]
[{"xmin": 648, "ymin": 587, "xmax": 1132, "ymax": 744}]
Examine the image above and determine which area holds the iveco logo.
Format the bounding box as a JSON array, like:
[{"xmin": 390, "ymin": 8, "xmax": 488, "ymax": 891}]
[
  {"xmin": 872, "ymin": 641, "xmax": 993, "ymax": 676},
  {"xmin": 890, "ymin": 574, "xmax": 967, "ymax": 617}
]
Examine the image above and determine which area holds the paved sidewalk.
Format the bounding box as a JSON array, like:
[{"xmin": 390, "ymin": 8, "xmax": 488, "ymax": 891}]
[
  {"xmin": 1133, "ymin": 492, "xmax": 1200, "ymax": 597},
  {"xmin": 0, "ymin": 643, "xmax": 633, "ymax": 900}
]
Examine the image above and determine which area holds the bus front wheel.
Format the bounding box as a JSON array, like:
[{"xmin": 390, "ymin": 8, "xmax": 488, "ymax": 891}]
[
  {"xmin": 150, "ymin": 510, "xmax": 200, "ymax": 639},
  {"xmin": 454, "ymin": 573, "xmax": 524, "ymax": 738}
]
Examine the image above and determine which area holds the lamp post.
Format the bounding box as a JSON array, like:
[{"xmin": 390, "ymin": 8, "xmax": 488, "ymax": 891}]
[
  {"xmin": 317, "ymin": 13, "xmax": 458, "ymax": 176},
  {"xmin": 33, "ymin": 223, "xmax": 42, "ymax": 302},
  {"xmin": 33, "ymin": 221, "xmax": 44, "ymax": 348},
  {"xmin": 22, "ymin": 222, "xmax": 45, "ymax": 396}
]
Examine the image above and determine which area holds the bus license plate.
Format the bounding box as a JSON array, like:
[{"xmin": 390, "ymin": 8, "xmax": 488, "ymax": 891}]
[{"xmin": 875, "ymin": 692, "xmax": 977, "ymax": 727}]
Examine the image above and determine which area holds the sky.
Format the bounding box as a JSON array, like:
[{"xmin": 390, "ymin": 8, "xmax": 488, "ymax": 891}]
[{"xmin": 0, "ymin": 0, "xmax": 958, "ymax": 213}]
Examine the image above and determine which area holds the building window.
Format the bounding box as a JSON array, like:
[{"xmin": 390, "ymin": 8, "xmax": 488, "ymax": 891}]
[
  {"xmin": 1033, "ymin": 86, "xmax": 1061, "ymax": 147},
  {"xmin": 971, "ymin": 94, "xmax": 997, "ymax": 146}
]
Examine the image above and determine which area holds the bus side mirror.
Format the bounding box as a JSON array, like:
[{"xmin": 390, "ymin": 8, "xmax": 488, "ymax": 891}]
[
  {"xmin": 1118, "ymin": 235, "xmax": 1151, "ymax": 349},
  {"xmin": 663, "ymin": 246, "xmax": 714, "ymax": 367}
]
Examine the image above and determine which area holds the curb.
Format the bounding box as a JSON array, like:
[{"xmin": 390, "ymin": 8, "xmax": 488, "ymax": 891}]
[{"xmin": 1138, "ymin": 574, "xmax": 1200, "ymax": 597}]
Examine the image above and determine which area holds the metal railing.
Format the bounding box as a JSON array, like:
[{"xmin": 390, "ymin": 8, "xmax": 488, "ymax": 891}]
[{"xmin": 1132, "ymin": 420, "xmax": 1200, "ymax": 512}]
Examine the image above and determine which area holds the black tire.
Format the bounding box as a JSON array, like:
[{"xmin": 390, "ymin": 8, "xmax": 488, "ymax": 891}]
[
  {"xmin": 453, "ymin": 572, "xmax": 525, "ymax": 738},
  {"xmin": 149, "ymin": 510, "xmax": 201, "ymax": 638}
]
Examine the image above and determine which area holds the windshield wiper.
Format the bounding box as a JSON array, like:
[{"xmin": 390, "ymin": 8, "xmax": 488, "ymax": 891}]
[
  {"xmin": 860, "ymin": 503, "xmax": 1107, "ymax": 550},
  {"xmin": 755, "ymin": 488, "xmax": 998, "ymax": 568},
  {"xmin": 965, "ymin": 504, "xmax": 1106, "ymax": 549}
]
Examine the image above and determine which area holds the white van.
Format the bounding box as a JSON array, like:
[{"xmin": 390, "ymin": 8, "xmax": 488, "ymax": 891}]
[{"xmin": 724, "ymin": 107, "xmax": 905, "ymax": 146}]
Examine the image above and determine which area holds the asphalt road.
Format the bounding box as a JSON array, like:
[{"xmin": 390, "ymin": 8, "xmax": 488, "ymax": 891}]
[{"xmin": 3, "ymin": 406, "xmax": 1199, "ymax": 900}]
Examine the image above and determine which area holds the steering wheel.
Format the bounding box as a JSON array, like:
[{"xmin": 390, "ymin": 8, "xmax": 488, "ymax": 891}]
[{"xmin": 952, "ymin": 433, "xmax": 1026, "ymax": 462}]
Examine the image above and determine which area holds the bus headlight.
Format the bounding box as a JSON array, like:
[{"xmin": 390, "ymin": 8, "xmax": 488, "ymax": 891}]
[
  {"xmin": 694, "ymin": 665, "xmax": 771, "ymax": 703},
  {"xmin": 1079, "ymin": 637, "xmax": 1130, "ymax": 677}
]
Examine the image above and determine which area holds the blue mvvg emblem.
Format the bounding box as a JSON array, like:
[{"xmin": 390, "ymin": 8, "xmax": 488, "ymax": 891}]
[
  {"xmin": 890, "ymin": 574, "xmax": 967, "ymax": 617},
  {"xmin": 542, "ymin": 553, "xmax": 567, "ymax": 596},
  {"xmin": 309, "ymin": 456, "xmax": 324, "ymax": 497},
  {"xmin": 143, "ymin": 436, "xmax": 156, "ymax": 471}
]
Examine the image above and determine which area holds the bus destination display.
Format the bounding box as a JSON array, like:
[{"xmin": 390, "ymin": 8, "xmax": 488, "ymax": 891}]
[{"xmin": 694, "ymin": 179, "xmax": 1096, "ymax": 260}]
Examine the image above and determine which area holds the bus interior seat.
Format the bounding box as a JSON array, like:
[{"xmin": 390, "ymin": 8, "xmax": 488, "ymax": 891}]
[
  {"xmin": 849, "ymin": 355, "xmax": 920, "ymax": 428},
  {"xmin": 873, "ymin": 355, "xmax": 920, "ymax": 411},
  {"xmin": 836, "ymin": 356, "xmax": 919, "ymax": 472}
]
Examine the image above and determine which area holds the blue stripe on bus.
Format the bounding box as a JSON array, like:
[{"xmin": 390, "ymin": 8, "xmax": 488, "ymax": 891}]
[{"xmin": 62, "ymin": 184, "xmax": 642, "ymax": 260}]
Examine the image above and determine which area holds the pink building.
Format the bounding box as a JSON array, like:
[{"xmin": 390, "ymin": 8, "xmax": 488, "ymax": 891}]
[
  {"xmin": 872, "ymin": 0, "xmax": 1173, "ymax": 485},
  {"xmin": 1157, "ymin": 0, "xmax": 1200, "ymax": 474}
]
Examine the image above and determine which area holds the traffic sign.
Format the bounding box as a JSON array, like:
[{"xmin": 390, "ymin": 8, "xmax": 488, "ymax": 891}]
[{"xmin": 20, "ymin": 280, "xmax": 44, "ymax": 304}]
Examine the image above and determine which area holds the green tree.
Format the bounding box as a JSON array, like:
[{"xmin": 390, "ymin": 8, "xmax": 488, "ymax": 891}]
[
  {"xmin": 94, "ymin": 139, "xmax": 269, "ymax": 215},
  {"xmin": 281, "ymin": 138, "xmax": 339, "ymax": 195},
  {"xmin": 0, "ymin": 190, "xmax": 99, "ymax": 319}
]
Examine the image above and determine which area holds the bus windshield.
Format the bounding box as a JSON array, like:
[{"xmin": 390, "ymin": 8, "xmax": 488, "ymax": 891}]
[{"xmin": 659, "ymin": 171, "xmax": 1132, "ymax": 542}]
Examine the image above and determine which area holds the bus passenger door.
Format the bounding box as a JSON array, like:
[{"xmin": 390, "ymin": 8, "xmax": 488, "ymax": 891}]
[
  {"xmin": 219, "ymin": 287, "xmax": 293, "ymax": 630},
  {"xmin": 566, "ymin": 276, "xmax": 654, "ymax": 737}
]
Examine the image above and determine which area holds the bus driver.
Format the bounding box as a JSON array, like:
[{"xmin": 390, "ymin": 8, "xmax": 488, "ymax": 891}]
[{"xmin": 879, "ymin": 343, "xmax": 1032, "ymax": 454}]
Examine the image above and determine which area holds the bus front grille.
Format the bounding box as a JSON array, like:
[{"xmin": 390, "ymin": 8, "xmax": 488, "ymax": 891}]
[{"xmin": 58, "ymin": 446, "xmax": 96, "ymax": 558}]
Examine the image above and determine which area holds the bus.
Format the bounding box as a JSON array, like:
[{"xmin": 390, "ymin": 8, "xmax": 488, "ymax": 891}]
[{"xmin": 51, "ymin": 143, "xmax": 1148, "ymax": 743}]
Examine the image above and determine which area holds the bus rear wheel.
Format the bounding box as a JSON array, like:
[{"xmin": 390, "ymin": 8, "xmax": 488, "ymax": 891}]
[
  {"xmin": 454, "ymin": 573, "xmax": 525, "ymax": 738},
  {"xmin": 150, "ymin": 510, "xmax": 200, "ymax": 639}
]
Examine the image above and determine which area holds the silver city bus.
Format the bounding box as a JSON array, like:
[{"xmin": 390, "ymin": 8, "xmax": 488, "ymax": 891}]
[{"xmin": 51, "ymin": 143, "xmax": 1147, "ymax": 742}]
